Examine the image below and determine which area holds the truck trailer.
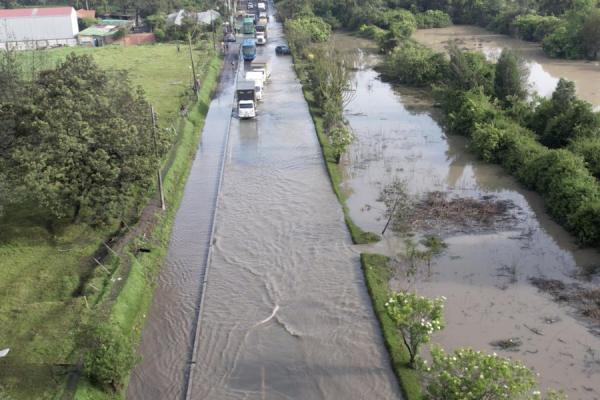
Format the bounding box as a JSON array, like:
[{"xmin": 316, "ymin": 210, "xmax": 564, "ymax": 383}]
[{"xmin": 237, "ymin": 80, "xmax": 256, "ymax": 119}]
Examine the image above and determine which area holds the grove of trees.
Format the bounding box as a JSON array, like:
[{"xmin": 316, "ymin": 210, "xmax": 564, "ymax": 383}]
[{"xmin": 0, "ymin": 52, "xmax": 171, "ymax": 226}]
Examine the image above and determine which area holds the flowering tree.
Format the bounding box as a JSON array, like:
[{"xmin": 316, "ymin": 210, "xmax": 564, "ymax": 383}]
[
  {"xmin": 422, "ymin": 346, "xmax": 566, "ymax": 400},
  {"xmin": 385, "ymin": 291, "xmax": 445, "ymax": 368}
]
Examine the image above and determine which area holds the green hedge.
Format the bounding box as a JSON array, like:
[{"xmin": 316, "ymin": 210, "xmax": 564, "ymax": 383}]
[{"xmin": 453, "ymin": 90, "xmax": 600, "ymax": 246}]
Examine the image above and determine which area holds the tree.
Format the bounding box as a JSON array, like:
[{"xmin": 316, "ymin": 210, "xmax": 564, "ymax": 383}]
[
  {"xmin": 447, "ymin": 43, "xmax": 495, "ymax": 95},
  {"xmin": 384, "ymin": 291, "xmax": 445, "ymax": 368},
  {"xmin": 0, "ymin": 54, "xmax": 170, "ymax": 225},
  {"xmin": 582, "ymin": 9, "xmax": 600, "ymax": 60},
  {"xmin": 422, "ymin": 346, "xmax": 566, "ymax": 400},
  {"xmin": 494, "ymin": 49, "xmax": 528, "ymax": 104}
]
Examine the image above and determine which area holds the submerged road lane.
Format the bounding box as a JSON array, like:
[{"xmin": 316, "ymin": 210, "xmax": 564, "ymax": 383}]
[
  {"xmin": 127, "ymin": 49, "xmax": 238, "ymax": 399},
  {"xmin": 187, "ymin": 11, "xmax": 402, "ymax": 400}
]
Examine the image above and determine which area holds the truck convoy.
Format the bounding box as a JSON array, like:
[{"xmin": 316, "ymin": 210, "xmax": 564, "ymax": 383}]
[
  {"xmin": 241, "ymin": 38, "xmax": 257, "ymax": 61},
  {"xmin": 237, "ymin": 80, "xmax": 256, "ymax": 119}
]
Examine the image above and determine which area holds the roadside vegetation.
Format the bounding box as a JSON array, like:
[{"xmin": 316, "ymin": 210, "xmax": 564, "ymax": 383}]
[
  {"xmin": 0, "ymin": 42, "xmax": 220, "ymax": 399},
  {"xmin": 276, "ymin": 0, "xmax": 597, "ymax": 397},
  {"xmin": 280, "ymin": 10, "xmax": 380, "ymax": 244}
]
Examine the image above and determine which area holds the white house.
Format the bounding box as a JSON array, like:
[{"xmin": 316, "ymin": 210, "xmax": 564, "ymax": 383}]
[{"xmin": 0, "ymin": 6, "xmax": 79, "ymax": 50}]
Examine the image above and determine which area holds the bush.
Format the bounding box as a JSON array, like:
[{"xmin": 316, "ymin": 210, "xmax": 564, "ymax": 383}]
[
  {"xmin": 513, "ymin": 14, "xmax": 561, "ymax": 42},
  {"xmin": 79, "ymin": 322, "xmax": 137, "ymax": 391},
  {"xmin": 415, "ymin": 10, "xmax": 452, "ymax": 28},
  {"xmin": 447, "ymin": 89, "xmax": 498, "ymax": 136},
  {"xmin": 381, "ymin": 41, "xmax": 448, "ymax": 86},
  {"xmin": 569, "ymin": 136, "xmax": 600, "ymax": 178},
  {"xmin": 569, "ymin": 200, "xmax": 600, "ymax": 245},
  {"xmin": 357, "ymin": 24, "xmax": 387, "ymax": 42}
]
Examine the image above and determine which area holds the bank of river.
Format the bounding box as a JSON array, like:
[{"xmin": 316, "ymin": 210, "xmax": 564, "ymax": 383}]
[
  {"xmin": 413, "ymin": 25, "xmax": 600, "ymax": 108},
  {"xmin": 334, "ymin": 32, "xmax": 600, "ymax": 398}
]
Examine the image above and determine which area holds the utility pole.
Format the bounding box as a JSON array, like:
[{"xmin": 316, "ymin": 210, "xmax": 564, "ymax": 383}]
[
  {"xmin": 150, "ymin": 106, "xmax": 166, "ymax": 211},
  {"xmin": 188, "ymin": 33, "xmax": 199, "ymax": 98}
]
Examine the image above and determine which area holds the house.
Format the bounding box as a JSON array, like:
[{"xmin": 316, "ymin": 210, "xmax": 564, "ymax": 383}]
[
  {"xmin": 77, "ymin": 24, "xmax": 119, "ymax": 46},
  {"xmin": 166, "ymin": 9, "xmax": 221, "ymax": 27},
  {"xmin": 0, "ymin": 6, "xmax": 79, "ymax": 50}
]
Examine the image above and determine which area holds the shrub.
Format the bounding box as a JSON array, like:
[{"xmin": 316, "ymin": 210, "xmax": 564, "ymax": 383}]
[
  {"xmin": 357, "ymin": 24, "xmax": 387, "ymax": 42},
  {"xmin": 513, "ymin": 14, "xmax": 561, "ymax": 42},
  {"xmin": 382, "ymin": 41, "xmax": 448, "ymax": 86},
  {"xmin": 79, "ymin": 322, "xmax": 137, "ymax": 392},
  {"xmin": 422, "ymin": 346, "xmax": 566, "ymax": 400},
  {"xmin": 415, "ymin": 10, "xmax": 452, "ymax": 28},
  {"xmin": 569, "ymin": 136, "xmax": 600, "ymax": 178},
  {"xmin": 570, "ymin": 200, "xmax": 600, "ymax": 245},
  {"xmin": 447, "ymin": 89, "xmax": 498, "ymax": 136}
]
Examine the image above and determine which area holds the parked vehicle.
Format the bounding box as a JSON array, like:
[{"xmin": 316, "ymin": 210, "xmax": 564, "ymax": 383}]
[
  {"xmin": 276, "ymin": 45, "xmax": 290, "ymax": 55},
  {"xmin": 237, "ymin": 80, "xmax": 256, "ymax": 119},
  {"xmin": 242, "ymin": 16, "xmax": 255, "ymax": 35},
  {"xmin": 256, "ymin": 33, "xmax": 266, "ymax": 45},
  {"xmin": 241, "ymin": 38, "xmax": 257, "ymax": 61},
  {"xmin": 245, "ymin": 71, "xmax": 264, "ymax": 100},
  {"xmin": 255, "ymin": 23, "xmax": 267, "ymax": 38},
  {"xmin": 251, "ymin": 57, "xmax": 270, "ymax": 80}
]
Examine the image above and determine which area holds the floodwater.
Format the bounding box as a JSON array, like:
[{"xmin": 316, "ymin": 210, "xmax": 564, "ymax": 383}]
[
  {"xmin": 127, "ymin": 45, "xmax": 238, "ymax": 398},
  {"xmin": 336, "ymin": 32, "xmax": 600, "ymax": 399},
  {"xmin": 187, "ymin": 14, "xmax": 400, "ymax": 400},
  {"xmin": 129, "ymin": 7, "xmax": 402, "ymax": 400},
  {"xmin": 414, "ymin": 25, "xmax": 600, "ymax": 108}
]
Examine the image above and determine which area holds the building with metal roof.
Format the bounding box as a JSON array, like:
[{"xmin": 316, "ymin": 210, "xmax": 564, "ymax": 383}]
[{"xmin": 0, "ymin": 6, "xmax": 79, "ymax": 50}]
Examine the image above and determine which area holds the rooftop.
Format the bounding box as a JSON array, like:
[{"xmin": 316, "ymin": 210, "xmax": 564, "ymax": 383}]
[{"xmin": 0, "ymin": 6, "xmax": 74, "ymax": 18}]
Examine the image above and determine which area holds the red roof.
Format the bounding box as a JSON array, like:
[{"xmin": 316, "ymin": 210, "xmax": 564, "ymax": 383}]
[{"xmin": 0, "ymin": 7, "xmax": 74, "ymax": 18}]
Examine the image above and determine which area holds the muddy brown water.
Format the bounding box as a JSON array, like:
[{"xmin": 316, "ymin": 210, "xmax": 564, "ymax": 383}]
[
  {"xmin": 413, "ymin": 25, "xmax": 600, "ymax": 109},
  {"xmin": 335, "ymin": 32, "xmax": 600, "ymax": 399},
  {"xmin": 128, "ymin": 11, "xmax": 401, "ymax": 400}
]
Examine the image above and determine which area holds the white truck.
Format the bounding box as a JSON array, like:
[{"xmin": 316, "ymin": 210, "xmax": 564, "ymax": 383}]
[
  {"xmin": 255, "ymin": 32, "xmax": 266, "ymax": 45},
  {"xmin": 251, "ymin": 57, "xmax": 270, "ymax": 81},
  {"xmin": 237, "ymin": 80, "xmax": 256, "ymax": 119},
  {"xmin": 258, "ymin": 2, "xmax": 266, "ymax": 10},
  {"xmin": 245, "ymin": 71, "xmax": 264, "ymax": 100}
]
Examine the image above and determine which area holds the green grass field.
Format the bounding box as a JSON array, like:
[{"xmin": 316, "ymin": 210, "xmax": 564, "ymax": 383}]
[{"xmin": 0, "ymin": 42, "xmax": 218, "ymax": 400}]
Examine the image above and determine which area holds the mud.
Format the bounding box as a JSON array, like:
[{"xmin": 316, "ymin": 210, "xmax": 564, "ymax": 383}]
[
  {"xmin": 413, "ymin": 25, "xmax": 600, "ymax": 108},
  {"xmin": 336, "ymin": 31, "xmax": 600, "ymax": 398}
]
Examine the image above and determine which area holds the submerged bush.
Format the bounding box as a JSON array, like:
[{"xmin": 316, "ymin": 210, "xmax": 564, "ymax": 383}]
[
  {"xmin": 415, "ymin": 10, "xmax": 452, "ymax": 28},
  {"xmin": 381, "ymin": 41, "xmax": 448, "ymax": 86}
]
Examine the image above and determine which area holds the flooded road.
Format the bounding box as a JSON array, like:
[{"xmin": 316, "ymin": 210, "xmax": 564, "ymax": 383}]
[
  {"xmin": 187, "ymin": 15, "xmax": 401, "ymax": 400},
  {"xmin": 414, "ymin": 25, "xmax": 600, "ymax": 108},
  {"xmin": 337, "ymin": 33, "xmax": 600, "ymax": 399},
  {"xmin": 127, "ymin": 48, "xmax": 238, "ymax": 398},
  {"xmin": 130, "ymin": 7, "xmax": 401, "ymax": 400}
]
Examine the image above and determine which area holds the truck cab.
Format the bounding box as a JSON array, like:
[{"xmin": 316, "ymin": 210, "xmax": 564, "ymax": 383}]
[
  {"xmin": 237, "ymin": 80, "xmax": 257, "ymax": 119},
  {"xmin": 255, "ymin": 32, "xmax": 266, "ymax": 45}
]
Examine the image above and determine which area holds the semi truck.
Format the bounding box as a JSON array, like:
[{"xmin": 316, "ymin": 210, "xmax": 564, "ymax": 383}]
[
  {"xmin": 245, "ymin": 71, "xmax": 264, "ymax": 100},
  {"xmin": 255, "ymin": 23, "xmax": 267, "ymax": 38},
  {"xmin": 242, "ymin": 16, "xmax": 255, "ymax": 34},
  {"xmin": 241, "ymin": 38, "xmax": 257, "ymax": 61},
  {"xmin": 237, "ymin": 80, "xmax": 256, "ymax": 119},
  {"xmin": 251, "ymin": 57, "xmax": 270, "ymax": 80}
]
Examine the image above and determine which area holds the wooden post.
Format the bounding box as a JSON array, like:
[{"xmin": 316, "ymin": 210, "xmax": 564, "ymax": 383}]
[
  {"xmin": 151, "ymin": 106, "xmax": 166, "ymax": 211},
  {"xmin": 188, "ymin": 33, "xmax": 199, "ymax": 98}
]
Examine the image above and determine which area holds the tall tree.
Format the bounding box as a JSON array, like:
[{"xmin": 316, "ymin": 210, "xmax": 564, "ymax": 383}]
[
  {"xmin": 494, "ymin": 49, "xmax": 528, "ymax": 104},
  {"xmin": 582, "ymin": 9, "xmax": 600, "ymax": 60},
  {"xmin": 0, "ymin": 54, "xmax": 171, "ymax": 224}
]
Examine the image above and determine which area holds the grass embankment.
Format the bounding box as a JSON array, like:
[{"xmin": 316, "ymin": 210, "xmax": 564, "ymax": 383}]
[
  {"xmin": 294, "ymin": 67, "xmax": 380, "ymax": 244},
  {"xmin": 74, "ymin": 54, "xmax": 223, "ymax": 400},
  {"xmin": 360, "ymin": 253, "xmax": 422, "ymax": 400},
  {"xmin": 0, "ymin": 43, "xmax": 220, "ymax": 400}
]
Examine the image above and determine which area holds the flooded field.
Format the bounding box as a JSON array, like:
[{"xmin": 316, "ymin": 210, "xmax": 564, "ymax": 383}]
[
  {"xmin": 414, "ymin": 25, "xmax": 600, "ymax": 108},
  {"xmin": 336, "ymin": 32, "xmax": 600, "ymax": 398}
]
